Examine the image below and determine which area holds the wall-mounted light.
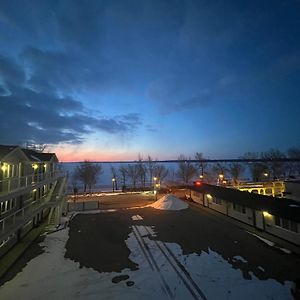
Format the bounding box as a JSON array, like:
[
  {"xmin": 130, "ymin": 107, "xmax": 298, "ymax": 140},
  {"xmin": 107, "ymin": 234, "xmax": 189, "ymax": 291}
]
[
  {"xmin": 207, "ymin": 194, "xmax": 212, "ymax": 200},
  {"xmin": 1, "ymin": 163, "xmax": 7, "ymax": 172},
  {"xmin": 263, "ymin": 211, "xmax": 272, "ymax": 218},
  {"xmin": 32, "ymin": 164, "xmax": 38, "ymax": 170}
]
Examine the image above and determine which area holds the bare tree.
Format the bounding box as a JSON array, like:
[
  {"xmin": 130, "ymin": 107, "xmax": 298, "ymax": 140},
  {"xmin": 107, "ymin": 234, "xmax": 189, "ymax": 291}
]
[
  {"xmin": 74, "ymin": 161, "xmax": 103, "ymax": 193},
  {"xmin": 195, "ymin": 152, "xmax": 207, "ymax": 178},
  {"xmin": 177, "ymin": 155, "xmax": 196, "ymax": 184},
  {"xmin": 153, "ymin": 164, "xmax": 169, "ymax": 186},
  {"xmin": 228, "ymin": 163, "xmax": 245, "ymax": 185},
  {"xmin": 212, "ymin": 163, "xmax": 228, "ymax": 180},
  {"xmin": 146, "ymin": 155, "xmax": 156, "ymax": 187},
  {"xmin": 287, "ymin": 147, "xmax": 300, "ymax": 177},
  {"xmin": 118, "ymin": 165, "xmax": 128, "ymax": 191},
  {"xmin": 261, "ymin": 149, "xmax": 286, "ymax": 179},
  {"xmin": 137, "ymin": 155, "xmax": 146, "ymax": 188},
  {"xmin": 242, "ymin": 152, "xmax": 266, "ymax": 182},
  {"xmin": 127, "ymin": 164, "xmax": 140, "ymax": 189}
]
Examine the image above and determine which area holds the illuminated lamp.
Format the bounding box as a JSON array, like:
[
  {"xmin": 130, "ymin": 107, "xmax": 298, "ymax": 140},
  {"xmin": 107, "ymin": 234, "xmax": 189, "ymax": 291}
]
[
  {"xmin": 32, "ymin": 164, "xmax": 38, "ymax": 170},
  {"xmin": 263, "ymin": 211, "xmax": 272, "ymax": 218},
  {"xmin": 194, "ymin": 180, "xmax": 202, "ymax": 187}
]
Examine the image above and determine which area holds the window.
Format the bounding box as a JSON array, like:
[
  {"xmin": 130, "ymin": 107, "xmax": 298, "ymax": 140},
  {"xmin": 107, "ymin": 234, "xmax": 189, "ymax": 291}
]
[
  {"xmin": 291, "ymin": 221, "xmax": 299, "ymax": 233},
  {"xmin": 274, "ymin": 217, "xmax": 299, "ymax": 233},
  {"xmin": 233, "ymin": 203, "xmax": 246, "ymax": 214},
  {"xmin": 212, "ymin": 196, "xmax": 222, "ymax": 205},
  {"xmin": 265, "ymin": 188, "xmax": 273, "ymax": 195}
]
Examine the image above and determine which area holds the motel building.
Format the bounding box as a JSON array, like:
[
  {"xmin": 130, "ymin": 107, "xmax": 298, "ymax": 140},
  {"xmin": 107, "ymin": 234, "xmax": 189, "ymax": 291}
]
[
  {"xmin": 191, "ymin": 183, "xmax": 300, "ymax": 246},
  {"xmin": 0, "ymin": 145, "xmax": 67, "ymax": 258}
]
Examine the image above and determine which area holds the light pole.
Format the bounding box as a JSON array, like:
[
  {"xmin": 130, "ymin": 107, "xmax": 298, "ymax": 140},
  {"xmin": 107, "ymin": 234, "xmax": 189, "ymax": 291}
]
[
  {"xmin": 112, "ymin": 177, "xmax": 116, "ymax": 192},
  {"xmin": 153, "ymin": 177, "xmax": 158, "ymax": 200}
]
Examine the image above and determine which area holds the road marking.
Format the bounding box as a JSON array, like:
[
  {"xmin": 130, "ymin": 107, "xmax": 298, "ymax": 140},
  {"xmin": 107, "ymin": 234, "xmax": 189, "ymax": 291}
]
[
  {"xmin": 138, "ymin": 225, "xmax": 207, "ymax": 300},
  {"xmin": 132, "ymin": 225, "xmax": 173, "ymax": 299}
]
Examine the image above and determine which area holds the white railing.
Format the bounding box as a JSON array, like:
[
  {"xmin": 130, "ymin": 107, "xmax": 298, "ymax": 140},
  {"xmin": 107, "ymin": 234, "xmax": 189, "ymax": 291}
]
[
  {"xmin": 0, "ymin": 175, "xmax": 66, "ymax": 237},
  {"xmin": 0, "ymin": 170, "xmax": 63, "ymax": 195}
]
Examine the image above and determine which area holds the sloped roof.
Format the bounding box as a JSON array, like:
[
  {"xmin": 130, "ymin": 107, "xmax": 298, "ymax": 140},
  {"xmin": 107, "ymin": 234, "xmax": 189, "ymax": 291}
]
[
  {"xmin": 22, "ymin": 148, "xmax": 58, "ymax": 162},
  {"xmin": 0, "ymin": 145, "xmax": 19, "ymax": 160}
]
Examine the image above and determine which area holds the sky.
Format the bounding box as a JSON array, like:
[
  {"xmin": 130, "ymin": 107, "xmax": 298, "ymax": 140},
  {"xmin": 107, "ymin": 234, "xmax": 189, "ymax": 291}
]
[{"xmin": 0, "ymin": 0, "xmax": 299, "ymax": 162}]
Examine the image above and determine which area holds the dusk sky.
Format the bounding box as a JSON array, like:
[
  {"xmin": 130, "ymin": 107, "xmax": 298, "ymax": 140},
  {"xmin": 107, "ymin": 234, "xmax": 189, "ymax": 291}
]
[{"xmin": 0, "ymin": 0, "xmax": 299, "ymax": 162}]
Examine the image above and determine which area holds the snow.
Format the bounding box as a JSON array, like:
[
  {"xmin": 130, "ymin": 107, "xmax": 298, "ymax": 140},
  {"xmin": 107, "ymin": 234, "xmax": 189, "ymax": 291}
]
[
  {"xmin": 131, "ymin": 215, "xmax": 143, "ymax": 220},
  {"xmin": 0, "ymin": 218, "xmax": 294, "ymax": 300},
  {"xmin": 232, "ymin": 256, "xmax": 248, "ymax": 263},
  {"xmin": 148, "ymin": 194, "xmax": 188, "ymax": 211},
  {"xmin": 247, "ymin": 232, "xmax": 292, "ymax": 255},
  {"xmin": 247, "ymin": 232, "xmax": 275, "ymax": 246},
  {"xmin": 258, "ymin": 266, "xmax": 265, "ymax": 272}
]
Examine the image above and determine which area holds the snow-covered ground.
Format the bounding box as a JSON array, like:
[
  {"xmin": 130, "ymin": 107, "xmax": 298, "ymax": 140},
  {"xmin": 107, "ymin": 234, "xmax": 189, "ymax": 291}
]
[
  {"xmin": 0, "ymin": 213, "xmax": 294, "ymax": 300},
  {"xmin": 148, "ymin": 194, "xmax": 188, "ymax": 211}
]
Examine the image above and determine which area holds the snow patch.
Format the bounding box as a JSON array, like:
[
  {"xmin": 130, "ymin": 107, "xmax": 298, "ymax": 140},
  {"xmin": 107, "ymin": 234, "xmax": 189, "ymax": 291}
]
[
  {"xmin": 232, "ymin": 255, "xmax": 248, "ymax": 263},
  {"xmin": 131, "ymin": 215, "xmax": 143, "ymax": 221},
  {"xmin": 148, "ymin": 194, "xmax": 188, "ymax": 211}
]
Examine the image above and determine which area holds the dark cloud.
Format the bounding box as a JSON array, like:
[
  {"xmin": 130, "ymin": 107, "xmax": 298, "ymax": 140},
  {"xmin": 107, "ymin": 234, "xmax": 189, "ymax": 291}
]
[{"xmin": 0, "ymin": 56, "xmax": 142, "ymax": 145}]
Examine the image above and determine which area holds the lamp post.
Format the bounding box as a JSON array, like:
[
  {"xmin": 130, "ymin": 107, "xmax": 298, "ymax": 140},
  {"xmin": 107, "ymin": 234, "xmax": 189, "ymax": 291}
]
[
  {"xmin": 263, "ymin": 172, "xmax": 268, "ymax": 182},
  {"xmin": 153, "ymin": 177, "xmax": 158, "ymax": 200},
  {"xmin": 112, "ymin": 177, "xmax": 116, "ymax": 192},
  {"xmin": 218, "ymin": 173, "xmax": 224, "ymax": 185}
]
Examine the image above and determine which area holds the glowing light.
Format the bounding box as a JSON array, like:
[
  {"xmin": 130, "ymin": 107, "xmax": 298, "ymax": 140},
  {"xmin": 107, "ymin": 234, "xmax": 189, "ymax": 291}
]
[
  {"xmin": 194, "ymin": 180, "xmax": 202, "ymax": 186},
  {"xmin": 32, "ymin": 164, "xmax": 38, "ymax": 170},
  {"xmin": 112, "ymin": 178, "xmax": 116, "ymax": 182},
  {"xmin": 199, "ymin": 175, "xmax": 204, "ymax": 179},
  {"xmin": 264, "ymin": 173, "xmax": 268, "ymax": 177},
  {"xmin": 263, "ymin": 211, "xmax": 272, "ymax": 218},
  {"xmin": 153, "ymin": 177, "xmax": 157, "ymax": 181},
  {"xmin": 1, "ymin": 164, "xmax": 7, "ymax": 172},
  {"xmin": 207, "ymin": 194, "xmax": 212, "ymax": 199},
  {"xmin": 219, "ymin": 174, "xmax": 224, "ymax": 179}
]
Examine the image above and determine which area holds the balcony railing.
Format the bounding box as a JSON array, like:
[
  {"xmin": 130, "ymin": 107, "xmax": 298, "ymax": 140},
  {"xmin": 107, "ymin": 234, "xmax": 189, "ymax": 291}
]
[
  {"xmin": 0, "ymin": 175, "xmax": 67, "ymax": 240},
  {"xmin": 0, "ymin": 171, "xmax": 63, "ymax": 195}
]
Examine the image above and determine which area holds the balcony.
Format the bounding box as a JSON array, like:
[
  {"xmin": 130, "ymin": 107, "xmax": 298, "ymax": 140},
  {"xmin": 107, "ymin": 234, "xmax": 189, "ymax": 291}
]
[
  {"xmin": 0, "ymin": 171, "xmax": 64, "ymax": 202},
  {"xmin": 0, "ymin": 175, "xmax": 67, "ymax": 241}
]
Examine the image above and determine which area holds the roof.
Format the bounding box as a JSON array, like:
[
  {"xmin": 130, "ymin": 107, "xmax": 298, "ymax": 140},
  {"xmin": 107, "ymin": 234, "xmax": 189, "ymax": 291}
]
[
  {"xmin": 0, "ymin": 145, "xmax": 19, "ymax": 160},
  {"xmin": 191, "ymin": 183, "xmax": 300, "ymax": 223},
  {"xmin": 0, "ymin": 145, "xmax": 58, "ymax": 162},
  {"xmin": 21, "ymin": 148, "xmax": 58, "ymax": 162}
]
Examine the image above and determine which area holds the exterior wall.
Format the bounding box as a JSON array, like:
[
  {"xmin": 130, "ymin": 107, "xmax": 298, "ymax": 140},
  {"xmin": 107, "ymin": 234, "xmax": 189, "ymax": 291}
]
[
  {"xmin": 264, "ymin": 214, "xmax": 300, "ymax": 245},
  {"xmin": 207, "ymin": 195, "xmax": 227, "ymax": 214},
  {"xmin": 191, "ymin": 189, "xmax": 300, "ymax": 246},
  {"xmin": 227, "ymin": 203, "xmax": 253, "ymax": 226},
  {"xmin": 0, "ymin": 147, "xmax": 65, "ymax": 259}
]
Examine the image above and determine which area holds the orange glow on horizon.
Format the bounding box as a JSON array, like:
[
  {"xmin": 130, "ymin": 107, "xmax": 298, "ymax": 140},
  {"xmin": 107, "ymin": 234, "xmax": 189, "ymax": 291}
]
[{"xmin": 56, "ymin": 150, "xmax": 139, "ymax": 162}]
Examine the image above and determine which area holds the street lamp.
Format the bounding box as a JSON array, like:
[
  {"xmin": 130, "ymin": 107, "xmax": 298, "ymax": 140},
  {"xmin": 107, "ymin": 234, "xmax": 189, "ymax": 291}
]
[
  {"xmin": 112, "ymin": 177, "xmax": 116, "ymax": 192},
  {"xmin": 263, "ymin": 172, "xmax": 268, "ymax": 182}
]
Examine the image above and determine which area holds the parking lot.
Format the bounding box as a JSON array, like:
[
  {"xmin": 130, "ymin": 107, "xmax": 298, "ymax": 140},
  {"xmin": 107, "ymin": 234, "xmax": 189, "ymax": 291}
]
[{"xmin": 1, "ymin": 192, "xmax": 300, "ymax": 299}]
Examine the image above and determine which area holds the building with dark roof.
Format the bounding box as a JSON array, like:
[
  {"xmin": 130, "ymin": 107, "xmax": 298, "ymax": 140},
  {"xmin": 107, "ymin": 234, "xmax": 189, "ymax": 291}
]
[
  {"xmin": 190, "ymin": 183, "xmax": 300, "ymax": 246},
  {"xmin": 0, "ymin": 145, "xmax": 67, "ymax": 258}
]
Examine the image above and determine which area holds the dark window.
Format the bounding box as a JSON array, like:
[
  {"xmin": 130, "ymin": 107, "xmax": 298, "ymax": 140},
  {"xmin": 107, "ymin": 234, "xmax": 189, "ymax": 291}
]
[
  {"xmin": 275, "ymin": 215, "xmax": 280, "ymax": 226},
  {"xmin": 290, "ymin": 221, "xmax": 299, "ymax": 233},
  {"xmin": 282, "ymin": 218, "xmax": 289, "ymax": 230}
]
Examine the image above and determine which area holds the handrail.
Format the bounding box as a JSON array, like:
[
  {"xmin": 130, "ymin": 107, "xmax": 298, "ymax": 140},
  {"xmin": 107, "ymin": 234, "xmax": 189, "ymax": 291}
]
[
  {"xmin": 0, "ymin": 175, "xmax": 66, "ymax": 238},
  {"xmin": 0, "ymin": 170, "xmax": 65, "ymax": 196}
]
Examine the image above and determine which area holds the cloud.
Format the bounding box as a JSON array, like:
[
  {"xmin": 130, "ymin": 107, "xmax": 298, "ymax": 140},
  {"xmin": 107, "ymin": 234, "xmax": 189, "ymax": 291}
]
[{"xmin": 0, "ymin": 55, "xmax": 142, "ymax": 145}]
